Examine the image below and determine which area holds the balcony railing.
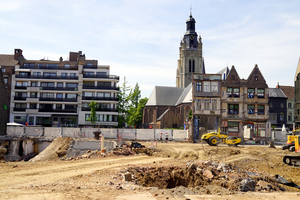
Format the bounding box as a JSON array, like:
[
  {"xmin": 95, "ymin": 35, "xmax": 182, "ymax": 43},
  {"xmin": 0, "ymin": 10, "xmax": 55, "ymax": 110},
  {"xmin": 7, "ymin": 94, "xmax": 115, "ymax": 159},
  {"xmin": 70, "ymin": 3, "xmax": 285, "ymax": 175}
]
[
  {"xmin": 20, "ymin": 65, "xmax": 78, "ymax": 70},
  {"xmin": 14, "ymin": 97, "xmax": 27, "ymax": 101},
  {"xmin": 83, "ymin": 74, "xmax": 119, "ymax": 80},
  {"xmin": 81, "ymin": 107, "xmax": 118, "ymax": 112},
  {"xmin": 13, "ymin": 107, "xmax": 26, "ymax": 112},
  {"xmin": 15, "ymin": 74, "xmax": 78, "ymax": 80},
  {"xmin": 83, "ymin": 65, "xmax": 98, "ymax": 69},
  {"xmin": 82, "ymin": 85, "xmax": 119, "ymax": 90},
  {"xmin": 39, "ymin": 97, "xmax": 77, "ymax": 102},
  {"xmin": 37, "ymin": 86, "xmax": 78, "ymax": 91},
  {"xmin": 15, "ymin": 86, "xmax": 27, "ymax": 90},
  {"xmin": 81, "ymin": 96, "xmax": 118, "ymax": 101},
  {"xmin": 38, "ymin": 108, "xmax": 77, "ymax": 113}
]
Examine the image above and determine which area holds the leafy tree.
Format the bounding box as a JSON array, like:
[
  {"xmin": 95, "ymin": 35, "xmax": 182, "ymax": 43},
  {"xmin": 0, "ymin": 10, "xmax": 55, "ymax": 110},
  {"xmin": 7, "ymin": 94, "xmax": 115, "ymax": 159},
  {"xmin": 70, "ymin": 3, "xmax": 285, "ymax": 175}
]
[
  {"xmin": 116, "ymin": 77, "xmax": 131, "ymax": 127},
  {"xmin": 134, "ymin": 97, "xmax": 148, "ymax": 127},
  {"xmin": 189, "ymin": 109, "xmax": 193, "ymax": 120},
  {"xmin": 88, "ymin": 100, "xmax": 98, "ymax": 126},
  {"xmin": 129, "ymin": 83, "xmax": 141, "ymax": 109}
]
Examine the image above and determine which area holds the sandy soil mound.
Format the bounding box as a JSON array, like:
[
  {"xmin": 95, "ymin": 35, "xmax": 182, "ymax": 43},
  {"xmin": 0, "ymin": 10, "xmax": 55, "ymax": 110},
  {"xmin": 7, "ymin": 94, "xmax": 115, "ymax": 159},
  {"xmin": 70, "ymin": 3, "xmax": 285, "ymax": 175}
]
[{"xmin": 30, "ymin": 137, "xmax": 73, "ymax": 162}]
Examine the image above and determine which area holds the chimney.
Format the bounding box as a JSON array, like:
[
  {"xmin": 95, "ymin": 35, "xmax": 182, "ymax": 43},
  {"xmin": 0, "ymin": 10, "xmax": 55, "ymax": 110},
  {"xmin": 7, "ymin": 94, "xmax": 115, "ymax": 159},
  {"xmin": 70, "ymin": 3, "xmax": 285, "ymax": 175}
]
[{"xmin": 14, "ymin": 49, "xmax": 23, "ymax": 60}]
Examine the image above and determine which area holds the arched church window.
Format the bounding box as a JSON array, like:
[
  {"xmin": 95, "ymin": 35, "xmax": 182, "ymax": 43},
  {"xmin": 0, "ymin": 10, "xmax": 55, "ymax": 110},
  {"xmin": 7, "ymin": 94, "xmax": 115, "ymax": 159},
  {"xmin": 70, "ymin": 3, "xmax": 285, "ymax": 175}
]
[
  {"xmin": 192, "ymin": 60, "xmax": 195, "ymax": 72},
  {"xmin": 149, "ymin": 109, "xmax": 153, "ymax": 122}
]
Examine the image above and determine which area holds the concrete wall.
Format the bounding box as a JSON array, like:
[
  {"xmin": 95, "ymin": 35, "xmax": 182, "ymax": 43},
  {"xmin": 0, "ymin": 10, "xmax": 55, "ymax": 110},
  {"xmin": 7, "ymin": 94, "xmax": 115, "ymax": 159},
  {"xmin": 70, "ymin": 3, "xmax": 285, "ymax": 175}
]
[
  {"xmin": 173, "ymin": 130, "xmax": 188, "ymax": 141},
  {"xmin": 25, "ymin": 127, "xmax": 43, "ymax": 137},
  {"xmin": 136, "ymin": 129, "xmax": 154, "ymax": 140},
  {"xmin": 119, "ymin": 129, "xmax": 136, "ymax": 140},
  {"xmin": 7, "ymin": 126, "xmax": 24, "ymax": 137},
  {"xmin": 154, "ymin": 129, "xmax": 172, "ymax": 140},
  {"xmin": 44, "ymin": 127, "xmax": 61, "ymax": 137}
]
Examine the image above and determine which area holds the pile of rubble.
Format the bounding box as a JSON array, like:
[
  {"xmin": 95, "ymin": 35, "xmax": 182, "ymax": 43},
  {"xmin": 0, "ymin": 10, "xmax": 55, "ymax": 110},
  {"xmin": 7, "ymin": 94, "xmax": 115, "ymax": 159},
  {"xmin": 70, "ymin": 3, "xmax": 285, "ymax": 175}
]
[{"xmin": 111, "ymin": 160, "xmax": 285, "ymax": 195}]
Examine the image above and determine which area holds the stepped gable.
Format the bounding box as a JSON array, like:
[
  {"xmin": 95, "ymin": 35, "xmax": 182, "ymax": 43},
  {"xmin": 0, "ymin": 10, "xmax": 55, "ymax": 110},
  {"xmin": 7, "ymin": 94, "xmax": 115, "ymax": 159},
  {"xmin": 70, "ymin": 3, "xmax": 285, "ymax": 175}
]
[{"xmin": 246, "ymin": 64, "xmax": 268, "ymax": 88}]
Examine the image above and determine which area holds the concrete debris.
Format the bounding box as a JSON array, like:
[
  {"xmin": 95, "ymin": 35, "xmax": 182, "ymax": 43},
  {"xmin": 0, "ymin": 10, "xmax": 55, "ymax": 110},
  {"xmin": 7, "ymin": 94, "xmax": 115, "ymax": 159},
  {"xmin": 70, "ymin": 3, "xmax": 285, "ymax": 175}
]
[
  {"xmin": 203, "ymin": 169, "xmax": 214, "ymax": 179},
  {"xmin": 122, "ymin": 173, "xmax": 132, "ymax": 181},
  {"xmin": 239, "ymin": 178, "xmax": 256, "ymax": 192}
]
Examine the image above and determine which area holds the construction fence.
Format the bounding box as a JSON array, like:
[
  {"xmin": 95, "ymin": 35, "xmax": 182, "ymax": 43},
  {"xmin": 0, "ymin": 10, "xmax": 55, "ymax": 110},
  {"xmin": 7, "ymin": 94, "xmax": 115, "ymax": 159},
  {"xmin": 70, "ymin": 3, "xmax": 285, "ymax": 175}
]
[{"xmin": 6, "ymin": 127, "xmax": 188, "ymax": 141}]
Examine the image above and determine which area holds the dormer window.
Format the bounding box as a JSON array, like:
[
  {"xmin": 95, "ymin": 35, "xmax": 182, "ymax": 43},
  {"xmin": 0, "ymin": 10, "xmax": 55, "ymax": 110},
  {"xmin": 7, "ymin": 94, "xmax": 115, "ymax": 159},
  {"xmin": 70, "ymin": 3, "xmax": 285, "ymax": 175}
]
[
  {"xmin": 232, "ymin": 75, "xmax": 235, "ymax": 79},
  {"xmin": 255, "ymin": 76, "xmax": 258, "ymax": 81}
]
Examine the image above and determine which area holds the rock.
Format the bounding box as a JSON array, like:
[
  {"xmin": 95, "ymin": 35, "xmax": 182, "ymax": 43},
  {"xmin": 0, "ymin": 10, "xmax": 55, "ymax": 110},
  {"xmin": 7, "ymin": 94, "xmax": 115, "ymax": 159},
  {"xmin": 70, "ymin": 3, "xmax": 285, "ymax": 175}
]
[
  {"xmin": 122, "ymin": 173, "xmax": 132, "ymax": 181},
  {"xmin": 269, "ymin": 142, "xmax": 276, "ymax": 148},
  {"xmin": 257, "ymin": 180, "xmax": 272, "ymax": 190},
  {"xmin": 203, "ymin": 169, "xmax": 214, "ymax": 179},
  {"xmin": 239, "ymin": 178, "xmax": 255, "ymax": 192}
]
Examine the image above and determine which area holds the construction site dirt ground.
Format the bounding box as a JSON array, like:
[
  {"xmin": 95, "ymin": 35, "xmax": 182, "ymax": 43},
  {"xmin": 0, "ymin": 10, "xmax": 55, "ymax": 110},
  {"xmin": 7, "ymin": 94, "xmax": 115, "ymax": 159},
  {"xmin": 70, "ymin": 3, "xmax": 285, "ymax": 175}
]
[{"xmin": 1, "ymin": 139, "xmax": 300, "ymax": 200}]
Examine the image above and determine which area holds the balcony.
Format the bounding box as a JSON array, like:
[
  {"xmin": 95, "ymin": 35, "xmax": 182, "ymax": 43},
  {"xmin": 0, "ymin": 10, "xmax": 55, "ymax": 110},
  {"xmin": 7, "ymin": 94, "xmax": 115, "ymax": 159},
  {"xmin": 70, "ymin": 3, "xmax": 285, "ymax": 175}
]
[
  {"xmin": 39, "ymin": 97, "xmax": 77, "ymax": 102},
  {"xmin": 83, "ymin": 74, "xmax": 119, "ymax": 80},
  {"xmin": 81, "ymin": 107, "xmax": 118, "ymax": 112},
  {"xmin": 15, "ymin": 86, "xmax": 27, "ymax": 90},
  {"xmin": 20, "ymin": 65, "xmax": 78, "ymax": 70},
  {"xmin": 82, "ymin": 85, "xmax": 119, "ymax": 90},
  {"xmin": 37, "ymin": 86, "xmax": 78, "ymax": 91},
  {"xmin": 83, "ymin": 65, "xmax": 97, "ymax": 69},
  {"xmin": 14, "ymin": 97, "xmax": 27, "ymax": 101},
  {"xmin": 13, "ymin": 107, "xmax": 26, "ymax": 112},
  {"xmin": 38, "ymin": 108, "xmax": 77, "ymax": 113},
  {"xmin": 82, "ymin": 96, "xmax": 119, "ymax": 101},
  {"xmin": 15, "ymin": 74, "xmax": 78, "ymax": 80}
]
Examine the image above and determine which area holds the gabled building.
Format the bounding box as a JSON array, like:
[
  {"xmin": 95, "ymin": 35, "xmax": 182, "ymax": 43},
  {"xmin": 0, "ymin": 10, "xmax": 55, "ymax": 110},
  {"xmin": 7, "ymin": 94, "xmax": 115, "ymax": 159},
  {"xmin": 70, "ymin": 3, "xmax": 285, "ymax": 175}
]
[{"xmin": 221, "ymin": 65, "xmax": 269, "ymax": 139}]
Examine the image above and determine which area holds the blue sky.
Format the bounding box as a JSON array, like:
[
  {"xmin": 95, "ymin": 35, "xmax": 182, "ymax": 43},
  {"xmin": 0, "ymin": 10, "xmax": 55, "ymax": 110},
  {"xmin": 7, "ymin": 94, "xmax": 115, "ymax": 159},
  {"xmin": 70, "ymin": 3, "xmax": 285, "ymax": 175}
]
[{"xmin": 1, "ymin": 0, "xmax": 300, "ymax": 98}]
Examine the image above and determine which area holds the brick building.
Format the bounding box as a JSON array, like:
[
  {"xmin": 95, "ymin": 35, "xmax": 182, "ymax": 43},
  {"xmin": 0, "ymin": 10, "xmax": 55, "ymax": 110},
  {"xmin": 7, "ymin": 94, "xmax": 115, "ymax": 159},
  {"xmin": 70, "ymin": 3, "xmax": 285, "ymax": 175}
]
[{"xmin": 0, "ymin": 69, "xmax": 8, "ymax": 135}]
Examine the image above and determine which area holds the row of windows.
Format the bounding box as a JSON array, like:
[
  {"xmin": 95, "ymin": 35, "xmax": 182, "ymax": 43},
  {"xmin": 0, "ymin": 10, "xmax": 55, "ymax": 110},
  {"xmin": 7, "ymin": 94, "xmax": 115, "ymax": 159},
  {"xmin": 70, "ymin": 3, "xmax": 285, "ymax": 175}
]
[
  {"xmin": 196, "ymin": 82, "xmax": 218, "ymax": 92},
  {"xmin": 23, "ymin": 63, "xmax": 94, "ymax": 68},
  {"xmin": 196, "ymin": 99, "xmax": 218, "ymax": 110},
  {"xmin": 19, "ymin": 72, "xmax": 77, "ymax": 77},
  {"xmin": 85, "ymin": 114, "xmax": 118, "ymax": 122},
  {"xmin": 15, "ymin": 103, "xmax": 77, "ymax": 109},
  {"xmin": 226, "ymin": 88, "xmax": 265, "ymax": 98},
  {"xmin": 228, "ymin": 104, "xmax": 265, "ymax": 115}
]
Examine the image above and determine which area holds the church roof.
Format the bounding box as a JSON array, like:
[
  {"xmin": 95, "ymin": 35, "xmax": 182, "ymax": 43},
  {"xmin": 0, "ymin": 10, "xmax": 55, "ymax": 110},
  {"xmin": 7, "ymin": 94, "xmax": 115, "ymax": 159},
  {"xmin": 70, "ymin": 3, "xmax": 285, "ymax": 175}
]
[
  {"xmin": 175, "ymin": 83, "xmax": 192, "ymax": 106},
  {"xmin": 157, "ymin": 109, "xmax": 169, "ymax": 121},
  {"xmin": 146, "ymin": 86, "xmax": 185, "ymax": 106},
  {"xmin": 216, "ymin": 66, "xmax": 229, "ymax": 80}
]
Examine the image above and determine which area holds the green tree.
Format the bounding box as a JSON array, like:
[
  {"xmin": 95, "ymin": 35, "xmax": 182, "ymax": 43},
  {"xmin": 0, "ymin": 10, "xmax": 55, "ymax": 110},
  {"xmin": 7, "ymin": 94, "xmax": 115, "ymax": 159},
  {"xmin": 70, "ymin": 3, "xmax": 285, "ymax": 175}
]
[
  {"xmin": 88, "ymin": 100, "xmax": 98, "ymax": 126},
  {"xmin": 116, "ymin": 77, "xmax": 131, "ymax": 127}
]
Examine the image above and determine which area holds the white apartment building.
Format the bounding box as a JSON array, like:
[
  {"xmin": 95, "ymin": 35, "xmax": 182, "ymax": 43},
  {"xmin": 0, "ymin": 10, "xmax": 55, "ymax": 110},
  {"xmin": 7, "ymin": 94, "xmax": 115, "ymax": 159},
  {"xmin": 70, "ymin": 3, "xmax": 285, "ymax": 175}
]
[{"xmin": 10, "ymin": 50, "xmax": 119, "ymax": 127}]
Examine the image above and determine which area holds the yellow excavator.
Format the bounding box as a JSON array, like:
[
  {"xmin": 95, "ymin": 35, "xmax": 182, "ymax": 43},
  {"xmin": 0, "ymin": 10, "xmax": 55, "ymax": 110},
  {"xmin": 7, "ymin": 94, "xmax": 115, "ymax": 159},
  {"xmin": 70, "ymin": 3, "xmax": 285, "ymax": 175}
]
[
  {"xmin": 282, "ymin": 128, "xmax": 300, "ymax": 151},
  {"xmin": 201, "ymin": 128, "xmax": 242, "ymax": 146},
  {"xmin": 283, "ymin": 135, "xmax": 300, "ymax": 166}
]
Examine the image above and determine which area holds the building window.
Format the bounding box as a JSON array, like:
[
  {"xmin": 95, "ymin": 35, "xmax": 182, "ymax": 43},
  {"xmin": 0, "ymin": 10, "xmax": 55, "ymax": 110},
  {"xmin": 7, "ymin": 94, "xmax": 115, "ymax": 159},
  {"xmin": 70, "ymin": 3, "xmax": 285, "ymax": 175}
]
[
  {"xmin": 212, "ymin": 99, "xmax": 217, "ymax": 110},
  {"xmin": 84, "ymin": 92, "xmax": 94, "ymax": 97},
  {"xmin": 65, "ymin": 105, "xmax": 77, "ymax": 110},
  {"xmin": 14, "ymin": 116, "xmax": 26, "ymax": 124},
  {"xmin": 280, "ymin": 112, "xmax": 284, "ymax": 121},
  {"xmin": 288, "ymin": 112, "xmax": 292, "ymax": 121},
  {"xmin": 30, "ymin": 93, "xmax": 37, "ymax": 98},
  {"xmin": 64, "ymin": 64, "xmax": 70, "ymax": 69},
  {"xmin": 70, "ymin": 73, "xmax": 76, "ymax": 77},
  {"xmin": 41, "ymin": 93, "xmax": 54, "ymax": 98},
  {"xmin": 196, "ymin": 99, "xmax": 201, "ymax": 110},
  {"xmin": 233, "ymin": 88, "xmax": 240, "ymax": 97},
  {"xmin": 280, "ymin": 103, "xmax": 284, "ymax": 108},
  {"xmin": 248, "ymin": 88, "xmax": 255, "ymax": 98},
  {"xmin": 16, "ymin": 81, "xmax": 28, "ymax": 86},
  {"xmin": 33, "ymin": 72, "xmax": 41, "ymax": 76},
  {"xmin": 203, "ymin": 82, "xmax": 210, "ymax": 92},
  {"xmin": 66, "ymin": 83, "xmax": 78, "ymax": 88},
  {"xmin": 61, "ymin": 73, "xmax": 67, "ymax": 77},
  {"xmin": 257, "ymin": 105, "xmax": 264, "ymax": 115},
  {"xmin": 232, "ymin": 75, "xmax": 235, "ymax": 80},
  {"xmin": 255, "ymin": 76, "xmax": 258, "ymax": 81},
  {"xmin": 57, "ymin": 82, "xmax": 63, "ymax": 87},
  {"xmin": 288, "ymin": 103, "xmax": 292, "ymax": 108},
  {"xmin": 228, "ymin": 104, "xmax": 239, "ymax": 114},
  {"xmin": 4, "ymin": 78, "xmax": 7, "ymax": 84},
  {"xmin": 196, "ymin": 82, "xmax": 202, "ymax": 92},
  {"xmin": 85, "ymin": 114, "xmax": 91, "ymax": 121},
  {"xmin": 31, "ymin": 82, "xmax": 38, "ymax": 87},
  {"xmin": 270, "ymin": 102, "xmax": 273, "ymax": 108},
  {"xmin": 227, "ymin": 88, "xmax": 233, "ymax": 97},
  {"xmin": 56, "ymin": 104, "xmax": 62, "ymax": 109},
  {"xmin": 41, "ymin": 82, "xmax": 54, "ymax": 87},
  {"xmin": 228, "ymin": 121, "xmax": 239, "ymax": 132},
  {"xmin": 1, "ymin": 68, "xmax": 5, "ymax": 72},
  {"xmin": 211, "ymin": 82, "xmax": 218, "ymax": 92},
  {"xmin": 56, "ymin": 93, "xmax": 63, "ymax": 98},
  {"xmin": 44, "ymin": 72, "xmax": 57, "ymax": 77},
  {"xmin": 204, "ymin": 99, "xmax": 210, "ymax": 110},
  {"xmin": 257, "ymin": 89, "xmax": 264, "ymax": 98},
  {"xmin": 66, "ymin": 93, "xmax": 76, "ymax": 99},
  {"xmin": 30, "ymin": 104, "xmax": 37, "ymax": 109},
  {"xmin": 189, "ymin": 60, "xmax": 191, "ymax": 72},
  {"xmin": 248, "ymin": 105, "xmax": 255, "ymax": 114},
  {"xmin": 46, "ymin": 64, "xmax": 58, "ymax": 69}
]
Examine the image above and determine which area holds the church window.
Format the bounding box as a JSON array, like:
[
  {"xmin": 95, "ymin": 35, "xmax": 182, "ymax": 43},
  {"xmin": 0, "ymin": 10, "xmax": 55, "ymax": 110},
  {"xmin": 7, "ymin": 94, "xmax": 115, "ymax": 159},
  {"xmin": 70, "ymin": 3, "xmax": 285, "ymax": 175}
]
[
  {"xmin": 196, "ymin": 82, "xmax": 202, "ymax": 92},
  {"xmin": 192, "ymin": 60, "xmax": 195, "ymax": 72},
  {"xmin": 189, "ymin": 60, "xmax": 191, "ymax": 72}
]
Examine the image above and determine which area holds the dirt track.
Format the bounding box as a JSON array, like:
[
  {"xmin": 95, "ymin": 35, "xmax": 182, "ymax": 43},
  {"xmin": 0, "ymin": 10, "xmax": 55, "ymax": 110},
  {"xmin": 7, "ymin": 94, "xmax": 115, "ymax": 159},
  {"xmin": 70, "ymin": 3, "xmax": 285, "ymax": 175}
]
[{"xmin": 1, "ymin": 141, "xmax": 300, "ymax": 200}]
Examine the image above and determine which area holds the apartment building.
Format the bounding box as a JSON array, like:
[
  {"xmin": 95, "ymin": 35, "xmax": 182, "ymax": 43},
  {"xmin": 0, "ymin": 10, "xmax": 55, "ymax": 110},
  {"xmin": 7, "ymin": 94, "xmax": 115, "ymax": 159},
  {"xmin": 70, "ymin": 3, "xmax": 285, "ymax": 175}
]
[{"xmin": 10, "ymin": 49, "xmax": 119, "ymax": 127}]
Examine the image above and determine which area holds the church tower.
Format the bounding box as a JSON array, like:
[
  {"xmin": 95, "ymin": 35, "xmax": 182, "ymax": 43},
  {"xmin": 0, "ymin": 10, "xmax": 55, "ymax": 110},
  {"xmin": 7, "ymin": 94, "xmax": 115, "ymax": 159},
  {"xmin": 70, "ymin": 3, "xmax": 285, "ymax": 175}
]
[{"xmin": 176, "ymin": 14, "xmax": 205, "ymax": 88}]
